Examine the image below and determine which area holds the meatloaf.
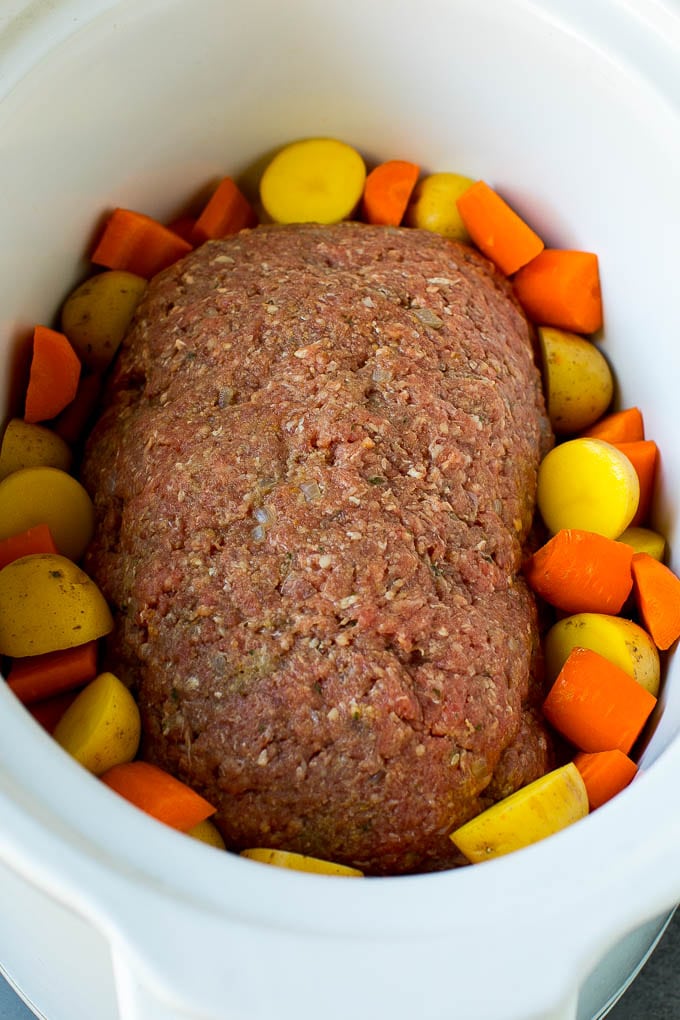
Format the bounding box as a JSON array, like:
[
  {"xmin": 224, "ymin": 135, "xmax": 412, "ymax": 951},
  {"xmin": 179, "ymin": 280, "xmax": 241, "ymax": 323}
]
[{"xmin": 81, "ymin": 221, "xmax": 553, "ymax": 874}]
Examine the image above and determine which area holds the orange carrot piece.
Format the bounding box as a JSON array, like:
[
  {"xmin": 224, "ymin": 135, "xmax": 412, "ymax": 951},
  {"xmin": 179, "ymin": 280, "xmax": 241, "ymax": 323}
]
[
  {"xmin": 53, "ymin": 373, "xmax": 102, "ymax": 445},
  {"xmin": 573, "ymin": 749, "xmax": 638, "ymax": 809},
  {"xmin": 524, "ymin": 529, "xmax": 634, "ymax": 614},
  {"xmin": 28, "ymin": 689, "xmax": 79, "ymax": 734},
  {"xmin": 24, "ymin": 325, "xmax": 81, "ymax": 424},
  {"xmin": 6, "ymin": 641, "xmax": 99, "ymax": 704},
  {"xmin": 613, "ymin": 440, "xmax": 658, "ymax": 526},
  {"xmin": 192, "ymin": 177, "xmax": 257, "ymax": 244},
  {"xmin": 100, "ymin": 761, "xmax": 216, "ymax": 831},
  {"xmin": 543, "ymin": 647, "xmax": 657, "ymax": 754},
  {"xmin": 631, "ymin": 552, "xmax": 680, "ymax": 651},
  {"xmin": 166, "ymin": 215, "xmax": 197, "ymax": 245},
  {"xmin": 513, "ymin": 249, "xmax": 603, "ymax": 334},
  {"xmin": 92, "ymin": 208, "xmax": 192, "ymax": 279},
  {"xmin": 0, "ymin": 523, "xmax": 58, "ymax": 571},
  {"xmin": 581, "ymin": 407, "xmax": 644, "ymax": 444},
  {"xmin": 455, "ymin": 180, "xmax": 544, "ymax": 275},
  {"xmin": 362, "ymin": 160, "xmax": 420, "ymax": 227}
]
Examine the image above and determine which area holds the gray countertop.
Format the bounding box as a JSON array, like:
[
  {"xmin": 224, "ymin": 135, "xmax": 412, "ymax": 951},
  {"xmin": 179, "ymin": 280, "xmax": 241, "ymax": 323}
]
[{"xmin": 2, "ymin": 909, "xmax": 680, "ymax": 1019}]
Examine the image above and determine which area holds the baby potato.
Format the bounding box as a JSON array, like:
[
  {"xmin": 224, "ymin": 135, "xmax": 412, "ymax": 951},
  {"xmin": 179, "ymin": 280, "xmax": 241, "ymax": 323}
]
[
  {"xmin": 405, "ymin": 172, "xmax": 475, "ymax": 241},
  {"xmin": 187, "ymin": 819, "xmax": 227, "ymax": 849},
  {"xmin": 61, "ymin": 270, "xmax": 147, "ymax": 371},
  {"xmin": 544, "ymin": 612, "xmax": 661, "ymax": 696},
  {"xmin": 0, "ymin": 552, "xmax": 113, "ymax": 657},
  {"xmin": 0, "ymin": 466, "xmax": 94, "ymax": 561},
  {"xmin": 240, "ymin": 848, "xmax": 364, "ymax": 876},
  {"xmin": 450, "ymin": 763, "xmax": 589, "ymax": 863},
  {"xmin": 0, "ymin": 419, "xmax": 72, "ymax": 481},
  {"xmin": 538, "ymin": 327, "xmax": 613, "ymax": 435},
  {"xmin": 53, "ymin": 671, "xmax": 141, "ymax": 775},
  {"xmin": 618, "ymin": 525, "xmax": 666, "ymax": 561},
  {"xmin": 537, "ymin": 438, "xmax": 639, "ymax": 539},
  {"xmin": 260, "ymin": 138, "xmax": 366, "ymax": 225}
]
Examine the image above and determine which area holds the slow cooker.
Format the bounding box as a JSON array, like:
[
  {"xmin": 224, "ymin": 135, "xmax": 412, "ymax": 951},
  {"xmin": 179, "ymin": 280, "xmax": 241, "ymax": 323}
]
[{"xmin": 1, "ymin": 1, "xmax": 679, "ymax": 1017}]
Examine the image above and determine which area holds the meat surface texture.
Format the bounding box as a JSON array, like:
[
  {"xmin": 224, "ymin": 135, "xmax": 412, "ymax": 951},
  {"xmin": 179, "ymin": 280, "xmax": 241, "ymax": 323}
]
[{"xmin": 81, "ymin": 222, "xmax": 553, "ymax": 874}]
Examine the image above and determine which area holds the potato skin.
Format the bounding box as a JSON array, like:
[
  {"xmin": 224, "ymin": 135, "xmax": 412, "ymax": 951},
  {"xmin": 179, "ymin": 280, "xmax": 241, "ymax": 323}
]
[
  {"xmin": 539, "ymin": 326, "xmax": 613, "ymax": 434},
  {"xmin": 0, "ymin": 553, "xmax": 113, "ymax": 657},
  {"xmin": 0, "ymin": 419, "xmax": 72, "ymax": 481},
  {"xmin": 61, "ymin": 270, "xmax": 147, "ymax": 371},
  {"xmin": 405, "ymin": 172, "xmax": 474, "ymax": 241}
]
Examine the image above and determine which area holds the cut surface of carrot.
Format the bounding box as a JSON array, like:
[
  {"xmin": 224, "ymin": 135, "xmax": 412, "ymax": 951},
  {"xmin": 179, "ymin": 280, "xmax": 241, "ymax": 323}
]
[
  {"xmin": 100, "ymin": 760, "xmax": 216, "ymax": 831},
  {"xmin": 92, "ymin": 208, "xmax": 192, "ymax": 279},
  {"xmin": 573, "ymin": 749, "xmax": 638, "ymax": 810},
  {"xmin": 524, "ymin": 529, "xmax": 634, "ymax": 614},
  {"xmin": 7, "ymin": 641, "xmax": 99, "ymax": 704},
  {"xmin": 456, "ymin": 180, "xmax": 544, "ymax": 275},
  {"xmin": 513, "ymin": 249, "xmax": 603, "ymax": 334},
  {"xmin": 581, "ymin": 407, "xmax": 644, "ymax": 444},
  {"xmin": 24, "ymin": 325, "xmax": 81, "ymax": 424},
  {"xmin": 612, "ymin": 440, "xmax": 658, "ymax": 526},
  {"xmin": 362, "ymin": 160, "xmax": 420, "ymax": 227},
  {"xmin": 192, "ymin": 177, "xmax": 257, "ymax": 243},
  {"xmin": 543, "ymin": 646, "xmax": 657, "ymax": 754},
  {"xmin": 632, "ymin": 552, "xmax": 680, "ymax": 651},
  {"xmin": 0, "ymin": 523, "xmax": 58, "ymax": 571}
]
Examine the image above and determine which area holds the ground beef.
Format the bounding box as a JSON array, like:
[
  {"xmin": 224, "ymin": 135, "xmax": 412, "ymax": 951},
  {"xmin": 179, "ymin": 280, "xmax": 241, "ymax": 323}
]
[{"xmin": 81, "ymin": 221, "xmax": 553, "ymax": 875}]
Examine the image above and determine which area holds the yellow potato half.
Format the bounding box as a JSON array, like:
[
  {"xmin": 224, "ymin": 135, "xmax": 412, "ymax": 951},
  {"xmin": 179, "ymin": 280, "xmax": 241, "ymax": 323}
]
[
  {"xmin": 61, "ymin": 270, "xmax": 147, "ymax": 371},
  {"xmin": 53, "ymin": 671, "xmax": 140, "ymax": 775},
  {"xmin": 0, "ymin": 466, "xmax": 94, "ymax": 561},
  {"xmin": 260, "ymin": 138, "xmax": 366, "ymax": 225},
  {"xmin": 544, "ymin": 612, "xmax": 661, "ymax": 696},
  {"xmin": 539, "ymin": 327, "xmax": 614, "ymax": 435},
  {"xmin": 450, "ymin": 763, "xmax": 589, "ymax": 863},
  {"xmin": 0, "ymin": 419, "xmax": 72, "ymax": 481},
  {"xmin": 537, "ymin": 438, "xmax": 639, "ymax": 539},
  {"xmin": 405, "ymin": 172, "xmax": 475, "ymax": 241},
  {"xmin": 618, "ymin": 526, "xmax": 666, "ymax": 562},
  {"xmin": 240, "ymin": 847, "xmax": 363, "ymax": 876},
  {"xmin": 187, "ymin": 819, "xmax": 227, "ymax": 849},
  {"xmin": 0, "ymin": 553, "xmax": 113, "ymax": 657}
]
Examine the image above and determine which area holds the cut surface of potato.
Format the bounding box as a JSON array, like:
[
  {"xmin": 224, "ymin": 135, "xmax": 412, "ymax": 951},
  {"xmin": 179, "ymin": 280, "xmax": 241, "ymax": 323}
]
[
  {"xmin": 450, "ymin": 763, "xmax": 588, "ymax": 863},
  {"xmin": 0, "ymin": 419, "xmax": 72, "ymax": 481},
  {"xmin": 0, "ymin": 466, "xmax": 94, "ymax": 561},
  {"xmin": 544, "ymin": 612, "xmax": 661, "ymax": 696},
  {"xmin": 539, "ymin": 326, "xmax": 613, "ymax": 434},
  {"xmin": 537, "ymin": 438, "xmax": 639, "ymax": 539},
  {"xmin": 0, "ymin": 553, "xmax": 113, "ymax": 657},
  {"xmin": 61, "ymin": 270, "xmax": 147, "ymax": 371},
  {"xmin": 53, "ymin": 671, "xmax": 141, "ymax": 775},
  {"xmin": 187, "ymin": 819, "xmax": 227, "ymax": 849},
  {"xmin": 260, "ymin": 138, "xmax": 366, "ymax": 224}
]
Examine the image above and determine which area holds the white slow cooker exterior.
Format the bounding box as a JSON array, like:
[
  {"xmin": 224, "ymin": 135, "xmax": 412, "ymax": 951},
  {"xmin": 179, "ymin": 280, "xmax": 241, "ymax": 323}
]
[{"xmin": 1, "ymin": 2, "xmax": 680, "ymax": 1018}]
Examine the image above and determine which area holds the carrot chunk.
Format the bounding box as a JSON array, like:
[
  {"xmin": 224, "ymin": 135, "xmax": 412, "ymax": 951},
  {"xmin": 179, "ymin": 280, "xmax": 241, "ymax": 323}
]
[
  {"xmin": 92, "ymin": 208, "xmax": 192, "ymax": 279},
  {"xmin": 631, "ymin": 552, "xmax": 680, "ymax": 651},
  {"xmin": 513, "ymin": 249, "xmax": 603, "ymax": 334},
  {"xmin": 192, "ymin": 177, "xmax": 257, "ymax": 244},
  {"xmin": 573, "ymin": 749, "xmax": 638, "ymax": 809},
  {"xmin": 581, "ymin": 407, "xmax": 644, "ymax": 444},
  {"xmin": 7, "ymin": 641, "xmax": 99, "ymax": 704},
  {"xmin": 362, "ymin": 160, "xmax": 420, "ymax": 227},
  {"xmin": 24, "ymin": 325, "xmax": 81, "ymax": 424},
  {"xmin": 0, "ymin": 523, "xmax": 58, "ymax": 570},
  {"xmin": 613, "ymin": 440, "xmax": 658, "ymax": 526},
  {"xmin": 455, "ymin": 180, "xmax": 544, "ymax": 275},
  {"xmin": 524, "ymin": 529, "xmax": 634, "ymax": 615},
  {"xmin": 100, "ymin": 760, "xmax": 216, "ymax": 831},
  {"xmin": 542, "ymin": 647, "xmax": 657, "ymax": 754}
]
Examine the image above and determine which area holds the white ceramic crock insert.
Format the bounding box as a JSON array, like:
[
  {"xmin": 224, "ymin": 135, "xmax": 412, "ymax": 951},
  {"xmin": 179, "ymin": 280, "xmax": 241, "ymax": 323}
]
[{"xmin": 1, "ymin": 2, "xmax": 680, "ymax": 1018}]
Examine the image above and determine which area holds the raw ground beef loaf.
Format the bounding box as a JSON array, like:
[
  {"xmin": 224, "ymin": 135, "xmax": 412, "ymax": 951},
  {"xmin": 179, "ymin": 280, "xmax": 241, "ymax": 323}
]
[{"xmin": 81, "ymin": 221, "xmax": 554, "ymax": 874}]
